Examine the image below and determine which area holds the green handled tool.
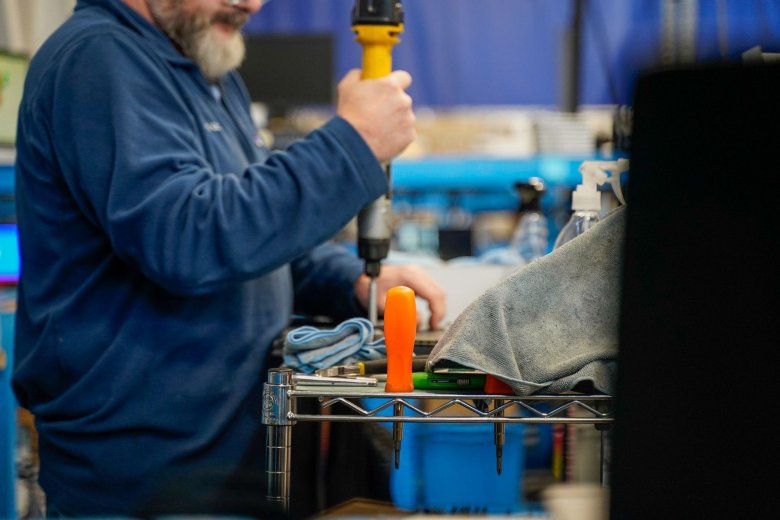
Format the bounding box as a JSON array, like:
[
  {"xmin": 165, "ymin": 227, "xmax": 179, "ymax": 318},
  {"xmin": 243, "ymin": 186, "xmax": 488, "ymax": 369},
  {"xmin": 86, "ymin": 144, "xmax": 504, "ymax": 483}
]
[{"xmin": 412, "ymin": 372, "xmax": 486, "ymax": 390}]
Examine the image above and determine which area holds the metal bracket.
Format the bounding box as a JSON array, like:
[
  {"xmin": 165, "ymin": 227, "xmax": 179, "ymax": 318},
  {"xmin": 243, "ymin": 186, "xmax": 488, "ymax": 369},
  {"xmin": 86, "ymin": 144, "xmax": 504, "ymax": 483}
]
[{"xmin": 262, "ymin": 368, "xmax": 295, "ymax": 426}]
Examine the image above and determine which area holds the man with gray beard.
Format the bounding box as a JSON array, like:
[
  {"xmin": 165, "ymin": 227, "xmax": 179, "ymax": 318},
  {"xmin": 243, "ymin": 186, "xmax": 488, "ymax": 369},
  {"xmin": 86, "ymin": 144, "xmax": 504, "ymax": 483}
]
[{"xmin": 12, "ymin": 0, "xmax": 445, "ymax": 516}]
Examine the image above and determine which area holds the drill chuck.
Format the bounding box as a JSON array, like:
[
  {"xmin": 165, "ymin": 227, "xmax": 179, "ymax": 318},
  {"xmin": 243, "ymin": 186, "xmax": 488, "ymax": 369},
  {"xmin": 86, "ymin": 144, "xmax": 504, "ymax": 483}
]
[
  {"xmin": 357, "ymin": 192, "xmax": 392, "ymax": 276},
  {"xmin": 360, "ymin": 254, "xmax": 385, "ymax": 279},
  {"xmin": 352, "ymin": 0, "xmax": 404, "ymax": 26}
]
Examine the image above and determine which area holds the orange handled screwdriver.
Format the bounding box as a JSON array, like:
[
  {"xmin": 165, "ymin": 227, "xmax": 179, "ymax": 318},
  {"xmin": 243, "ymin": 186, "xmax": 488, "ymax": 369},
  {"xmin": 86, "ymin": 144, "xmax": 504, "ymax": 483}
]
[
  {"xmin": 384, "ymin": 286, "xmax": 417, "ymax": 393},
  {"xmin": 383, "ymin": 285, "xmax": 416, "ymax": 468}
]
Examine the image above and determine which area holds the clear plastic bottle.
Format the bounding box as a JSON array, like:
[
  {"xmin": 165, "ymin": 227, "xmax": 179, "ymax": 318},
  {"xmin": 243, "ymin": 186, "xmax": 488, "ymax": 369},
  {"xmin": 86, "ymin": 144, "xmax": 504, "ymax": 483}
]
[
  {"xmin": 553, "ymin": 209, "xmax": 601, "ymax": 249},
  {"xmin": 553, "ymin": 159, "xmax": 629, "ymax": 250},
  {"xmin": 509, "ymin": 178, "xmax": 549, "ymax": 263}
]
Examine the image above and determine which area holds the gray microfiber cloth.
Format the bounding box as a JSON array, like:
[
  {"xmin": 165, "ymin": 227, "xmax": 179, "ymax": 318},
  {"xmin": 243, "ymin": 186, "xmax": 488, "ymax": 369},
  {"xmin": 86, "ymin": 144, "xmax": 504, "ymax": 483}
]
[{"xmin": 428, "ymin": 205, "xmax": 626, "ymax": 396}]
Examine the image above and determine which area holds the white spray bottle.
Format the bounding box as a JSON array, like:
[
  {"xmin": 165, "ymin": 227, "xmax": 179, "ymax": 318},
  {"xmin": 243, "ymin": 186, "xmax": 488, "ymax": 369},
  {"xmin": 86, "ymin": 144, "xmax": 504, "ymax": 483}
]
[{"xmin": 553, "ymin": 158, "xmax": 629, "ymax": 249}]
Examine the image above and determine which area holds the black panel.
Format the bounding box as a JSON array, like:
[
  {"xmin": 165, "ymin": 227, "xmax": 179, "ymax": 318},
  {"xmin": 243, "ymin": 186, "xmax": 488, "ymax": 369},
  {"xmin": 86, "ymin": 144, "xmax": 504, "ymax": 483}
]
[
  {"xmin": 237, "ymin": 34, "xmax": 335, "ymax": 118},
  {"xmin": 613, "ymin": 63, "xmax": 780, "ymax": 519}
]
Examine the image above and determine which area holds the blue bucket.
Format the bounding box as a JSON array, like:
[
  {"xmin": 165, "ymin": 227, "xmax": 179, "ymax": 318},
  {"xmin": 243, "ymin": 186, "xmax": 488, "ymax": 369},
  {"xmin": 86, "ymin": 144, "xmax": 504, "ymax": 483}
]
[{"xmin": 391, "ymin": 422, "xmax": 525, "ymax": 514}]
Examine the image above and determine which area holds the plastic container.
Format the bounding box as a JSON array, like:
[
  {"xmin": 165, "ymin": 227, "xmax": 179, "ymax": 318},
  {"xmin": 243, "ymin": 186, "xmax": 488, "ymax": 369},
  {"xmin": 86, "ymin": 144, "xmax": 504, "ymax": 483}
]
[
  {"xmin": 509, "ymin": 178, "xmax": 549, "ymax": 264},
  {"xmin": 553, "ymin": 209, "xmax": 601, "ymax": 249},
  {"xmin": 1, "ymin": 308, "xmax": 17, "ymax": 518},
  {"xmin": 391, "ymin": 422, "xmax": 525, "ymax": 514},
  {"xmin": 511, "ymin": 211, "xmax": 549, "ymax": 262}
]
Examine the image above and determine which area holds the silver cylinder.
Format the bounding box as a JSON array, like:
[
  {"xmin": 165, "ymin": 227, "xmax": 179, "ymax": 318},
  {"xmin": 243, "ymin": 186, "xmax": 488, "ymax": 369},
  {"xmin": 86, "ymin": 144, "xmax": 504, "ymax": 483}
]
[
  {"xmin": 368, "ymin": 278, "xmax": 378, "ymax": 326},
  {"xmin": 263, "ymin": 368, "xmax": 294, "ymax": 509},
  {"xmin": 357, "ymin": 195, "xmax": 392, "ymax": 240},
  {"xmin": 265, "ymin": 424, "xmax": 292, "ymax": 508}
]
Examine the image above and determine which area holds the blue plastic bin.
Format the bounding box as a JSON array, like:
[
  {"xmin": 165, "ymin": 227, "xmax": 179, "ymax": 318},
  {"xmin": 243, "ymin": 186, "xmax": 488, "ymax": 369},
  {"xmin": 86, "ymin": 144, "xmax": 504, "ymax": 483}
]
[
  {"xmin": 391, "ymin": 422, "xmax": 525, "ymax": 514},
  {"xmin": 1, "ymin": 306, "xmax": 17, "ymax": 518}
]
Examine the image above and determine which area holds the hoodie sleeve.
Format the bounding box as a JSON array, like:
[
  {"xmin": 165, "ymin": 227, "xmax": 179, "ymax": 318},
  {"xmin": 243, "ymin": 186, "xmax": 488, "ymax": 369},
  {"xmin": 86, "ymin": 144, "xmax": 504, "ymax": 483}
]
[
  {"xmin": 291, "ymin": 242, "xmax": 367, "ymax": 321},
  {"xmin": 45, "ymin": 31, "xmax": 387, "ymax": 295}
]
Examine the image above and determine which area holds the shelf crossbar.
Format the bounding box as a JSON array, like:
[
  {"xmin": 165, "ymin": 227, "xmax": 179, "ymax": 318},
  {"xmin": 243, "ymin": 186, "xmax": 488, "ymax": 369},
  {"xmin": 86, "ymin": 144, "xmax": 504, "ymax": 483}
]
[{"xmin": 287, "ymin": 392, "xmax": 612, "ymax": 424}]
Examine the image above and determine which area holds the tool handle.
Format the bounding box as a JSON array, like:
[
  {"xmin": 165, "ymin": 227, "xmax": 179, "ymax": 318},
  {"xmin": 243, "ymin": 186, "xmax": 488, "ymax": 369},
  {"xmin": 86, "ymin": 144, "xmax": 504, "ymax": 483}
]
[
  {"xmin": 353, "ymin": 24, "xmax": 403, "ymax": 79},
  {"xmin": 383, "ymin": 286, "xmax": 416, "ymax": 392},
  {"xmin": 484, "ymin": 374, "xmax": 514, "ymax": 394},
  {"xmin": 412, "ymin": 372, "xmax": 486, "ymax": 390}
]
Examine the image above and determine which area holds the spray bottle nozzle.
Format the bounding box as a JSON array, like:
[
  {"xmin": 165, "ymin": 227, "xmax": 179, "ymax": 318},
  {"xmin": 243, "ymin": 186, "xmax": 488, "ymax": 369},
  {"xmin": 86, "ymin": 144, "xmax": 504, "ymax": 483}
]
[
  {"xmin": 514, "ymin": 177, "xmax": 545, "ymax": 212},
  {"xmin": 574, "ymin": 158, "xmax": 629, "ymax": 210}
]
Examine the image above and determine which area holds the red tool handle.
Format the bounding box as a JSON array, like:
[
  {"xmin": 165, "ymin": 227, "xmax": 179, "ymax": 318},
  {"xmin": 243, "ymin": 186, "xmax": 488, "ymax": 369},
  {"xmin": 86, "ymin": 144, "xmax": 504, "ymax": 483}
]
[
  {"xmin": 384, "ymin": 286, "xmax": 417, "ymax": 392},
  {"xmin": 484, "ymin": 374, "xmax": 513, "ymax": 394}
]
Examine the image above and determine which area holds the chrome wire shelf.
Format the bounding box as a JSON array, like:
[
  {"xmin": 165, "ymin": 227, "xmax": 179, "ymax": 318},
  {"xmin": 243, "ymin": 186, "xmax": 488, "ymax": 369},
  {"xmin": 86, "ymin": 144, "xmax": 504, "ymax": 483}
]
[{"xmin": 262, "ymin": 368, "xmax": 614, "ymax": 510}]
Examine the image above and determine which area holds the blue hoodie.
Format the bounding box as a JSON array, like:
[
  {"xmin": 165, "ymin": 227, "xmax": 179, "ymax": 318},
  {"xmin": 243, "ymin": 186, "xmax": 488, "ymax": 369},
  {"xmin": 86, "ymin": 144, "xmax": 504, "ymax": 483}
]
[{"xmin": 12, "ymin": 0, "xmax": 387, "ymax": 514}]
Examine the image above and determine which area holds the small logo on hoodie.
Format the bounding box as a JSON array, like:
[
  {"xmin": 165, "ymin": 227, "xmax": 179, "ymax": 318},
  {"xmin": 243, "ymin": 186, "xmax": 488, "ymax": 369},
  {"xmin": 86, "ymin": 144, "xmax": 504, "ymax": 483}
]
[{"xmin": 204, "ymin": 121, "xmax": 223, "ymax": 133}]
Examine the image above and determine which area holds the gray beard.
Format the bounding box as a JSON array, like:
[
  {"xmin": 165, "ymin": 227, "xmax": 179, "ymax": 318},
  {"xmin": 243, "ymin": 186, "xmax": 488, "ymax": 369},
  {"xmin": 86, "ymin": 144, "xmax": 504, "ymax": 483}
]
[{"xmin": 147, "ymin": 0, "xmax": 248, "ymax": 81}]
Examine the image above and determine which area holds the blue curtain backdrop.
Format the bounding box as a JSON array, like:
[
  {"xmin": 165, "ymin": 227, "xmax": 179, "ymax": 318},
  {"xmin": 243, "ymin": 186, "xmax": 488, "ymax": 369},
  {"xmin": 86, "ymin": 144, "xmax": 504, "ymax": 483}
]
[{"xmin": 245, "ymin": 0, "xmax": 780, "ymax": 107}]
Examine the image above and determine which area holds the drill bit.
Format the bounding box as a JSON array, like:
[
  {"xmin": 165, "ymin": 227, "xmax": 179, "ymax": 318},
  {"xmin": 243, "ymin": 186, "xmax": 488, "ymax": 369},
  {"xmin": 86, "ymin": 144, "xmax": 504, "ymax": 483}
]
[
  {"xmin": 368, "ymin": 276, "xmax": 378, "ymax": 326},
  {"xmin": 494, "ymin": 399, "xmax": 505, "ymax": 475}
]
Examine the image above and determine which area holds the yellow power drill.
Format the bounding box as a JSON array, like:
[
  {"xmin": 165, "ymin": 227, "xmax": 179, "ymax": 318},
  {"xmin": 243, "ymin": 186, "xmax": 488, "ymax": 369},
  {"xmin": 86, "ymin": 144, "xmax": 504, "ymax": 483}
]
[{"xmin": 352, "ymin": 0, "xmax": 404, "ymax": 326}]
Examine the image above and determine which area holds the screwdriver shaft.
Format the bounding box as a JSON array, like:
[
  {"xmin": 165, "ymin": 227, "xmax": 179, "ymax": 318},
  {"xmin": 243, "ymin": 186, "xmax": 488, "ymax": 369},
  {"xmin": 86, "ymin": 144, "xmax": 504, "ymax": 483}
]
[
  {"xmin": 393, "ymin": 402, "xmax": 403, "ymax": 469},
  {"xmin": 494, "ymin": 399, "xmax": 505, "ymax": 475}
]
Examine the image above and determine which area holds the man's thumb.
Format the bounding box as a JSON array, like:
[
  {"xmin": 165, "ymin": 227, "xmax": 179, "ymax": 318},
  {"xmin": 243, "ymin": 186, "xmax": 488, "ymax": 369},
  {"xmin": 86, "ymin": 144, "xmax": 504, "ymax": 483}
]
[{"xmin": 341, "ymin": 68, "xmax": 363, "ymax": 84}]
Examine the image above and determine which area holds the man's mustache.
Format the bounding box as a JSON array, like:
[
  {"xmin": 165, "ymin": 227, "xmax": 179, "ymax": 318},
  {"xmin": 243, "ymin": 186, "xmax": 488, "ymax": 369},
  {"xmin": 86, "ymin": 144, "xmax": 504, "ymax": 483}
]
[{"xmin": 212, "ymin": 11, "xmax": 249, "ymax": 30}]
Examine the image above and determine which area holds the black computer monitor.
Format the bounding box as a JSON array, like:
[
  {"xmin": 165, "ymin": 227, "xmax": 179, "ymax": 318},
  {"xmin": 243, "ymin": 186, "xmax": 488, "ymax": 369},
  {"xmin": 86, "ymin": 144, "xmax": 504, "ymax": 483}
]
[
  {"xmin": 237, "ymin": 34, "xmax": 335, "ymax": 119},
  {"xmin": 612, "ymin": 62, "xmax": 780, "ymax": 519}
]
